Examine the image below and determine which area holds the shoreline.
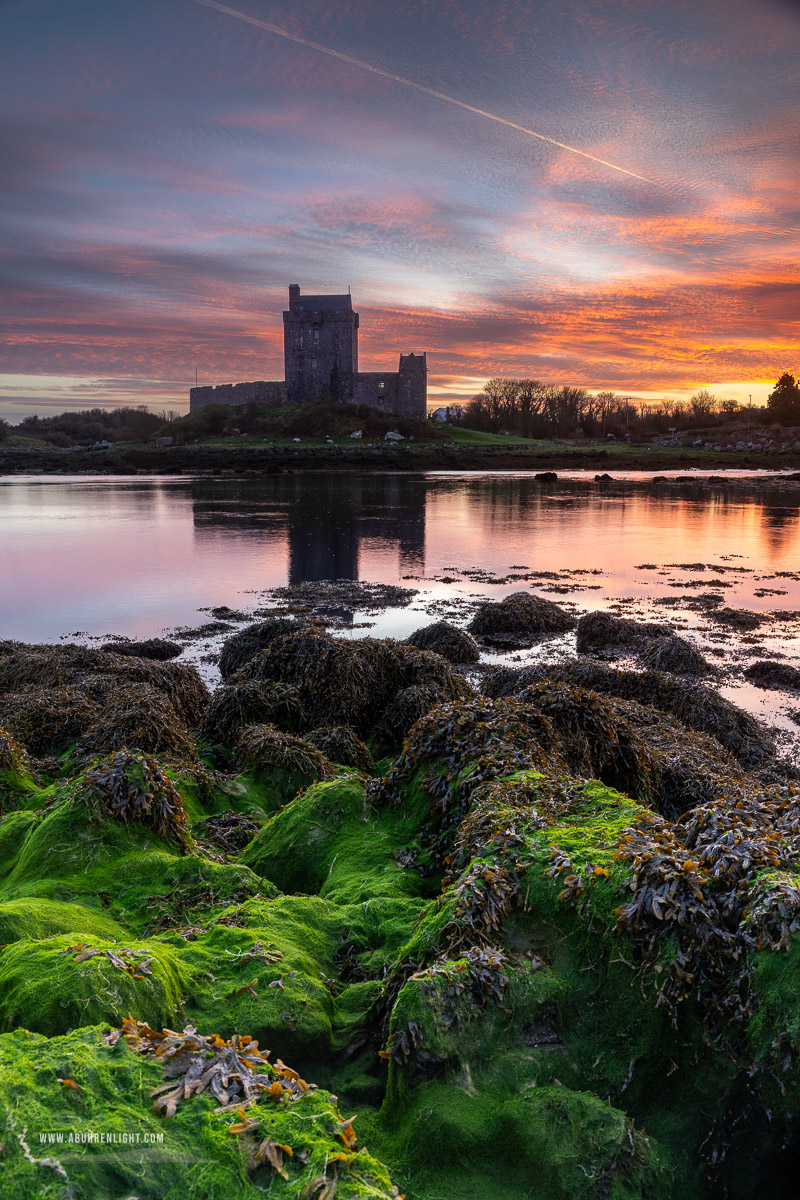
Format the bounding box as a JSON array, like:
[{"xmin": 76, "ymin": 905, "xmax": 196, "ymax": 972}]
[{"xmin": 2, "ymin": 438, "xmax": 800, "ymax": 477}]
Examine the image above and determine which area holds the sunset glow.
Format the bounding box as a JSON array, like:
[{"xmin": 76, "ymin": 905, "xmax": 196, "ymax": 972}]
[{"xmin": 2, "ymin": 0, "xmax": 799, "ymax": 418}]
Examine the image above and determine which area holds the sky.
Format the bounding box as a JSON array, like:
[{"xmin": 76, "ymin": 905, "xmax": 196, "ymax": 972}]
[{"xmin": 1, "ymin": 0, "xmax": 799, "ymax": 420}]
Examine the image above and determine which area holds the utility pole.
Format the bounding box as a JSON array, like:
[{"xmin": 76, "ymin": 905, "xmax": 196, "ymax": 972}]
[{"xmin": 748, "ymin": 394, "xmax": 751, "ymax": 434}]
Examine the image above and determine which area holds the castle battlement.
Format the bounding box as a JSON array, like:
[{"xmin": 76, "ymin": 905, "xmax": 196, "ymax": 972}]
[{"xmin": 190, "ymin": 285, "xmax": 426, "ymax": 420}]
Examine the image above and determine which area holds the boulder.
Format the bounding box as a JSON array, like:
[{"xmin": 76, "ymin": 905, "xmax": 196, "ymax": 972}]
[
  {"xmin": 468, "ymin": 592, "xmax": 576, "ymax": 649},
  {"xmin": 576, "ymin": 610, "xmax": 671, "ymax": 655},
  {"xmin": 406, "ymin": 620, "xmax": 480, "ymax": 664},
  {"xmin": 744, "ymin": 660, "xmax": 800, "ymax": 691}
]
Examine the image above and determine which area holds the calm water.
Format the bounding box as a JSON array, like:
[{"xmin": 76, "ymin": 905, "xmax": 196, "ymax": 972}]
[{"xmin": 2, "ymin": 471, "xmax": 799, "ymax": 742}]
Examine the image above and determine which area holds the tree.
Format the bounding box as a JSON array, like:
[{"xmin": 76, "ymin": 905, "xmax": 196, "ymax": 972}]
[
  {"xmin": 688, "ymin": 388, "xmax": 717, "ymax": 422},
  {"xmin": 0, "ymin": 418, "xmax": 9, "ymax": 442},
  {"xmin": 767, "ymin": 373, "xmax": 800, "ymax": 425},
  {"xmin": 719, "ymin": 398, "xmax": 740, "ymax": 415}
]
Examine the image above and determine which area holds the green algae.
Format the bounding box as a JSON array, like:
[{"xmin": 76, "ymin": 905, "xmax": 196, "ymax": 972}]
[
  {"xmin": 241, "ymin": 776, "xmax": 433, "ymax": 903},
  {"xmin": 0, "ymin": 935, "xmax": 189, "ymax": 1036},
  {"xmin": 3, "ymin": 648, "xmax": 800, "ymax": 1198},
  {"xmin": 370, "ymin": 1071, "xmax": 677, "ymax": 1200},
  {"xmin": 0, "ymin": 897, "xmax": 125, "ymax": 945},
  {"xmin": 0, "ymin": 1025, "xmax": 398, "ymax": 1199}
]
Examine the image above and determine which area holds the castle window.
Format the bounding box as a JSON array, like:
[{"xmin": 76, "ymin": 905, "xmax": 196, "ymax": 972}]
[
  {"xmin": 378, "ymin": 381, "xmax": 385, "ymax": 389},
  {"xmin": 311, "ymin": 359, "xmax": 317, "ymax": 368},
  {"xmin": 314, "ymin": 330, "xmax": 320, "ymax": 340}
]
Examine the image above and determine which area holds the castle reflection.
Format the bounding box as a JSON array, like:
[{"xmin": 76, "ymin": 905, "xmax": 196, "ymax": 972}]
[{"xmin": 189, "ymin": 473, "xmax": 426, "ymax": 582}]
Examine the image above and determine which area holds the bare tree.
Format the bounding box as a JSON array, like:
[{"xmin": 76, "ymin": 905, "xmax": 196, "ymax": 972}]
[{"xmin": 688, "ymin": 388, "xmax": 717, "ymax": 421}]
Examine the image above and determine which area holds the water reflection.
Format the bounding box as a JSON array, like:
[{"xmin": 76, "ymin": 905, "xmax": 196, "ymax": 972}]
[
  {"xmin": 759, "ymin": 504, "xmax": 800, "ymax": 553},
  {"xmin": 190, "ymin": 474, "xmax": 426, "ymax": 582},
  {"xmin": 1, "ymin": 473, "xmax": 799, "ymax": 646}
]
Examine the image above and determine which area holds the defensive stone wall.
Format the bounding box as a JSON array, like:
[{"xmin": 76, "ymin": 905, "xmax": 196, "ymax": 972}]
[
  {"xmin": 189, "ymin": 381, "xmax": 286, "ymax": 411},
  {"xmin": 352, "ymin": 372, "xmax": 399, "ymax": 413}
]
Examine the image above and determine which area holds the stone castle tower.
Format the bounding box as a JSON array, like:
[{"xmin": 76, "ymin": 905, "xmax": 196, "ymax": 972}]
[
  {"xmin": 190, "ymin": 285, "xmax": 427, "ymax": 420},
  {"xmin": 283, "ymin": 284, "xmax": 358, "ymax": 405}
]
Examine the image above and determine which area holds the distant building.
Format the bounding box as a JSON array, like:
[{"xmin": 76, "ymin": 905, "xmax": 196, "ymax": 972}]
[
  {"xmin": 190, "ymin": 285, "xmax": 427, "ymax": 420},
  {"xmin": 430, "ymin": 405, "xmax": 463, "ymax": 424}
]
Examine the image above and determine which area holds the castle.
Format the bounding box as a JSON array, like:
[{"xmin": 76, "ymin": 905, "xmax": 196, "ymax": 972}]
[{"xmin": 189, "ymin": 285, "xmax": 427, "ymax": 420}]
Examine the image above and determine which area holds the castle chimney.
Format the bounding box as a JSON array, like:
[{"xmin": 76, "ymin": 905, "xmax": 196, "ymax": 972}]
[{"xmin": 288, "ymin": 283, "xmax": 300, "ymax": 310}]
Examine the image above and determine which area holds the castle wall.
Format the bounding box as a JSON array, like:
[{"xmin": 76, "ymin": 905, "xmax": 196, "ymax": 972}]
[
  {"xmin": 189, "ymin": 380, "xmax": 286, "ymax": 412},
  {"xmin": 352, "ymin": 372, "xmax": 399, "ymax": 413}
]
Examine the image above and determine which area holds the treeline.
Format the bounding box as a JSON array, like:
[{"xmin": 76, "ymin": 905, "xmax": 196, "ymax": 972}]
[
  {"xmin": 459, "ymin": 378, "xmax": 798, "ymax": 438},
  {"xmin": 4, "ymin": 406, "xmax": 168, "ymax": 447}
]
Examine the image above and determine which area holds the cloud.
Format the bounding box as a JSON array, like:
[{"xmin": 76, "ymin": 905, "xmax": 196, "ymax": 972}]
[{"xmin": 1, "ymin": 0, "xmax": 798, "ymax": 418}]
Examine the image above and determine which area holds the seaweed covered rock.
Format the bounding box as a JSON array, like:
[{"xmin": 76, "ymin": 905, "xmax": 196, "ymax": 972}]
[
  {"xmin": 242, "ymin": 776, "xmax": 427, "ymax": 905},
  {"xmin": 599, "ymin": 696, "xmax": 748, "ymax": 819},
  {"xmin": 709, "ymin": 607, "xmax": 766, "ymax": 631},
  {"xmin": 218, "ymin": 617, "xmax": 298, "ymax": 679},
  {"xmin": 483, "ymin": 658, "xmax": 774, "ymax": 767},
  {"xmin": 0, "ymin": 896, "xmax": 126, "ymax": 945},
  {"xmin": 0, "ymin": 1024, "xmax": 399, "ymax": 1200},
  {"xmin": 75, "ymin": 682, "xmax": 197, "ymax": 761},
  {"xmin": 0, "ymin": 685, "xmax": 102, "ymax": 755},
  {"xmin": 237, "ymin": 723, "xmax": 333, "ymax": 806},
  {"xmin": 375, "ymin": 759, "xmax": 800, "ymax": 1195},
  {"xmin": 405, "ymin": 620, "xmax": 480, "ymax": 664},
  {"xmin": 575, "ymin": 610, "xmax": 671, "ymax": 655},
  {"xmin": 192, "ymin": 809, "xmax": 260, "ymax": 854},
  {"xmin": 102, "ymin": 637, "xmax": 183, "ymax": 660},
  {"xmin": 2, "ymin": 794, "xmax": 264, "ymax": 941},
  {"xmin": 0, "ymin": 640, "xmax": 210, "ymax": 727},
  {"xmin": 639, "ymin": 633, "xmax": 713, "ymax": 676},
  {"xmin": 468, "ymin": 591, "xmax": 576, "ymax": 649},
  {"xmin": 369, "ymin": 689, "xmax": 656, "ymax": 866},
  {"xmin": 201, "ymin": 679, "xmax": 305, "ymax": 746},
  {"xmin": 0, "ymin": 934, "xmax": 188, "ymax": 1035},
  {"xmin": 744, "ymin": 660, "xmax": 800, "ymax": 692},
  {"xmin": 234, "ymin": 629, "xmax": 472, "ymax": 743},
  {"xmin": 0, "ymin": 725, "xmax": 40, "ymax": 810},
  {"xmin": 74, "ymin": 749, "xmax": 190, "ymax": 848},
  {"xmin": 305, "ymin": 725, "xmax": 374, "ymax": 772}
]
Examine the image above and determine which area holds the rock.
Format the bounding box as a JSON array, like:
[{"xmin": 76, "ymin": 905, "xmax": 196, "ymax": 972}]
[
  {"xmin": 209, "ymin": 606, "xmax": 247, "ymax": 621},
  {"xmin": 468, "ymin": 591, "xmax": 576, "ymax": 649},
  {"xmin": 709, "ymin": 607, "xmax": 766, "ymax": 631},
  {"xmin": 406, "ymin": 620, "xmax": 480, "ymax": 664},
  {"xmin": 155, "ymin": 436, "xmax": 173, "ymax": 447},
  {"xmin": 350, "ymin": 429, "xmax": 363, "ymax": 438},
  {"xmin": 482, "ymin": 656, "xmax": 773, "ymax": 767},
  {"xmin": 639, "ymin": 634, "xmax": 713, "ymax": 676},
  {"xmin": 534, "ymin": 471, "xmax": 558, "ymax": 481},
  {"xmin": 384, "ymin": 431, "xmax": 404, "ymax": 441},
  {"xmin": 744, "ymin": 661, "xmax": 800, "ymax": 691},
  {"xmin": 576, "ymin": 611, "xmax": 671, "ymax": 655},
  {"xmin": 218, "ymin": 618, "xmax": 298, "ymax": 679},
  {"xmin": 594, "ymin": 472, "xmax": 614, "ymax": 481},
  {"xmin": 233, "ymin": 627, "xmax": 473, "ymax": 742}
]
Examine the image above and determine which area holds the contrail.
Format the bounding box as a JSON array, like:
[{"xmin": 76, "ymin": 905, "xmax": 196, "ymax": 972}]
[{"xmin": 192, "ymin": 0, "xmax": 656, "ymax": 186}]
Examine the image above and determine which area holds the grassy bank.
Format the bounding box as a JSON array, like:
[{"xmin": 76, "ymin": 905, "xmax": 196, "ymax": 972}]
[{"xmin": 2, "ymin": 433, "xmax": 800, "ymax": 475}]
